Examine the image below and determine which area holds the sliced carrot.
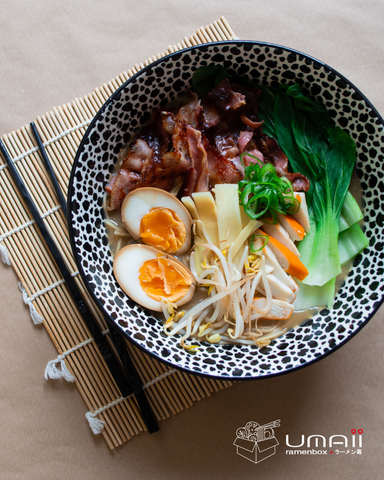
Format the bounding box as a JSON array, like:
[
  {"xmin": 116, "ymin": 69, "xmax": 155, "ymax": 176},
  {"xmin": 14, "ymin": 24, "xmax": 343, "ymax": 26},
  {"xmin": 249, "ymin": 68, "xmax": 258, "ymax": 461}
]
[
  {"xmin": 295, "ymin": 194, "xmax": 302, "ymax": 204},
  {"xmin": 261, "ymin": 223, "xmax": 300, "ymax": 257},
  {"xmin": 266, "ymin": 235, "xmax": 309, "ymax": 281},
  {"xmin": 280, "ymin": 213, "xmax": 305, "ymax": 241}
]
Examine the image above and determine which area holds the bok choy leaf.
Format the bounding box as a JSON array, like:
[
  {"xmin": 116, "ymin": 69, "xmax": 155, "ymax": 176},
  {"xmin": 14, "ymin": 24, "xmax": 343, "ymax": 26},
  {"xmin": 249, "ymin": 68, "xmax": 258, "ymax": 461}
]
[
  {"xmin": 338, "ymin": 222, "xmax": 369, "ymax": 265},
  {"xmin": 295, "ymin": 209, "xmax": 336, "ymax": 309},
  {"xmin": 339, "ymin": 190, "xmax": 364, "ymax": 232},
  {"xmin": 260, "ymin": 84, "xmax": 356, "ymax": 286}
]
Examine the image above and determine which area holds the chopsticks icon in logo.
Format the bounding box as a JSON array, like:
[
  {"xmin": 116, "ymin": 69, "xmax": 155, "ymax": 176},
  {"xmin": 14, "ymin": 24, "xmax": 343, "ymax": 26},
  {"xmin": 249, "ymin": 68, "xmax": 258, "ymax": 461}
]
[{"xmin": 234, "ymin": 419, "xmax": 280, "ymax": 464}]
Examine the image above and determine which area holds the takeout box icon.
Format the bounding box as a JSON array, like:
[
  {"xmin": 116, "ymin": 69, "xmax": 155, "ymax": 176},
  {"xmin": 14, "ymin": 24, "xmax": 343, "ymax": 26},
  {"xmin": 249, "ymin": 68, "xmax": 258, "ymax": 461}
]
[{"xmin": 233, "ymin": 420, "xmax": 280, "ymax": 464}]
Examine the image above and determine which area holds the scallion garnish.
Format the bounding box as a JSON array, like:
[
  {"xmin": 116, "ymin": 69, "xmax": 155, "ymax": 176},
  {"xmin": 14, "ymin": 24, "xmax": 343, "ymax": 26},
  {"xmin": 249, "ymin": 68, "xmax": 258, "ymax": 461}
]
[
  {"xmin": 238, "ymin": 153, "xmax": 299, "ymax": 223},
  {"xmin": 249, "ymin": 234, "xmax": 269, "ymax": 253}
]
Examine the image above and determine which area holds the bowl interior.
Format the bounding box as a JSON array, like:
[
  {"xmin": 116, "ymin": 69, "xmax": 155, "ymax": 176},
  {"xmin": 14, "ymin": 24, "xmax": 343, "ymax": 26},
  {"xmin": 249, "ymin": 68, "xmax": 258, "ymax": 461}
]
[{"xmin": 68, "ymin": 41, "xmax": 384, "ymax": 380}]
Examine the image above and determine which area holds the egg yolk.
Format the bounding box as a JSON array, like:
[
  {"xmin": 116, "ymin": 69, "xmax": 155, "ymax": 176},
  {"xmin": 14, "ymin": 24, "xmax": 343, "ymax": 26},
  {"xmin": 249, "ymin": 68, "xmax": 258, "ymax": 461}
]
[
  {"xmin": 138, "ymin": 256, "xmax": 192, "ymax": 302},
  {"xmin": 140, "ymin": 207, "xmax": 187, "ymax": 253}
]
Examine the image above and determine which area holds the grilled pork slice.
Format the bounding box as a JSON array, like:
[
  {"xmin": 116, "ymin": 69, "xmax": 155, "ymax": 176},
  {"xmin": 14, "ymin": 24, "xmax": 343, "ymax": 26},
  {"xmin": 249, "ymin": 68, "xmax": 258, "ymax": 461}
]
[{"xmin": 258, "ymin": 135, "xmax": 310, "ymax": 192}]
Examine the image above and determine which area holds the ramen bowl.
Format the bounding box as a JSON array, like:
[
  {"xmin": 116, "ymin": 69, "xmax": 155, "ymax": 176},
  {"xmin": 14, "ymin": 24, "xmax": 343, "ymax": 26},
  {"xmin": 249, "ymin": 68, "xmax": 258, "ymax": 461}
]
[{"xmin": 68, "ymin": 41, "xmax": 384, "ymax": 380}]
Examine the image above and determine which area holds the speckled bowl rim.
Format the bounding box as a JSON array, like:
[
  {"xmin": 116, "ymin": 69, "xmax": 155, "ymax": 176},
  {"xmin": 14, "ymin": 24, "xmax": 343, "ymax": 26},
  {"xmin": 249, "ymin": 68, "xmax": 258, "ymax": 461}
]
[{"xmin": 67, "ymin": 40, "xmax": 384, "ymax": 381}]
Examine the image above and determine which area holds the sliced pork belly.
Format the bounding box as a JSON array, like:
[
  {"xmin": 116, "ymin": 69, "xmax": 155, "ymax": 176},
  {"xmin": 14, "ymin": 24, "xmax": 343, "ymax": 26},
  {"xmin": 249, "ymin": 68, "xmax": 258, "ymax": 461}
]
[
  {"xmin": 177, "ymin": 126, "xmax": 209, "ymax": 197},
  {"xmin": 105, "ymin": 80, "xmax": 311, "ymax": 209},
  {"xmin": 177, "ymin": 92, "xmax": 202, "ymax": 128},
  {"xmin": 240, "ymin": 114, "xmax": 264, "ymax": 130},
  {"xmin": 238, "ymin": 130, "xmax": 264, "ymax": 165},
  {"xmin": 161, "ymin": 111, "xmax": 176, "ymax": 135},
  {"xmin": 230, "ymin": 82, "xmax": 262, "ymax": 104},
  {"xmin": 121, "ymin": 138, "xmax": 153, "ymax": 172},
  {"xmin": 106, "ymin": 170, "xmax": 142, "ymax": 210},
  {"xmin": 238, "ymin": 130, "xmax": 254, "ymax": 152},
  {"xmin": 259, "ymin": 136, "xmax": 310, "ymax": 192},
  {"xmin": 205, "ymin": 144, "xmax": 243, "ymax": 186},
  {"xmin": 106, "ymin": 111, "xmax": 189, "ymax": 210},
  {"xmin": 206, "ymin": 78, "xmax": 246, "ymax": 112},
  {"xmin": 200, "ymin": 99, "xmax": 220, "ymax": 130}
]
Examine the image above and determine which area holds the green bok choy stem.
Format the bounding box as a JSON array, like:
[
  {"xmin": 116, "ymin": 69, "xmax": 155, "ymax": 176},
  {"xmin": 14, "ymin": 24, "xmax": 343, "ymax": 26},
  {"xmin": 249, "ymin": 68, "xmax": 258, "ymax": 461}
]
[{"xmin": 259, "ymin": 84, "xmax": 356, "ymax": 286}]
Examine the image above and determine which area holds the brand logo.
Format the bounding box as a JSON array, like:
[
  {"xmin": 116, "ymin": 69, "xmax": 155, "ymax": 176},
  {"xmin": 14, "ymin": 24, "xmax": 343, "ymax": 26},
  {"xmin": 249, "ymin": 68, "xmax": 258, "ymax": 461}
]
[
  {"xmin": 234, "ymin": 420, "xmax": 280, "ymax": 464},
  {"xmin": 285, "ymin": 429, "xmax": 363, "ymax": 456}
]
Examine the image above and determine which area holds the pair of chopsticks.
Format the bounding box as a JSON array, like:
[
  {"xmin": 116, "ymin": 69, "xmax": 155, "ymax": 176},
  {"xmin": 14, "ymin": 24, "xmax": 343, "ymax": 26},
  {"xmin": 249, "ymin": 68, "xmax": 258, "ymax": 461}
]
[{"xmin": 0, "ymin": 125, "xmax": 159, "ymax": 434}]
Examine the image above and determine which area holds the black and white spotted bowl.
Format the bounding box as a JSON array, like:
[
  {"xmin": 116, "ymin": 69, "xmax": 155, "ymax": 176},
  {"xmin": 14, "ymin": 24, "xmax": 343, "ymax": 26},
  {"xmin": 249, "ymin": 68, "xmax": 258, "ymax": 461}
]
[{"xmin": 68, "ymin": 41, "xmax": 384, "ymax": 380}]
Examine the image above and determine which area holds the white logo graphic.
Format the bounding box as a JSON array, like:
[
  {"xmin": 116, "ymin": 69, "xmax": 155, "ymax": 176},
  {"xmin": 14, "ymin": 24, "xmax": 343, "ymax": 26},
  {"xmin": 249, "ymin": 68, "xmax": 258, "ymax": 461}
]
[
  {"xmin": 285, "ymin": 428, "xmax": 363, "ymax": 456},
  {"xmin": 234, "ymin": 420, "xmax": 281, "ymax": 464}
]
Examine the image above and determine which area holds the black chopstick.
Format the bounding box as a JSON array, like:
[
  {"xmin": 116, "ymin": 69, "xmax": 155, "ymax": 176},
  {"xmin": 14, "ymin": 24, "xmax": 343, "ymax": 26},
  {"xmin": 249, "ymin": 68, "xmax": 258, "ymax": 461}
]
[
  {"xmin": 29, "ymin": 124, "xmax": 159, "ymax": 433},
  {"xmin": 30, "ymin": 122, "xmax": 67, "ymax": 218},
  {"xmin": 0, "ymin": 139, "xmax": 159, "ymax": 433},
  {"xmin": 107, "ymin": 322, "xmax": 159, "ymax": 433}
]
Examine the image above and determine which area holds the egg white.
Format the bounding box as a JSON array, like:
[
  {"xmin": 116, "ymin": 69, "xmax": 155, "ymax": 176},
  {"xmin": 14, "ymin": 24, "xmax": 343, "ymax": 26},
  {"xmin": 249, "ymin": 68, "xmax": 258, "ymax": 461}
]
[
  {"xmin": 113, "ymin": 244, "xmax": 195, "ymax": 312},
  {"xmin": 121, "ymin": 187, "xmax": 192, "ymax": 254}
]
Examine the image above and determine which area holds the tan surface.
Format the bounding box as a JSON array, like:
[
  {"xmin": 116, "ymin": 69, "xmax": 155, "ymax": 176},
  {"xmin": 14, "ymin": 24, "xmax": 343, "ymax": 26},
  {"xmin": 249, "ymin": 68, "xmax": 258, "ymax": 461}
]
[{"xmin": 0, "ymin": 1, "xmax": 383, "ymax": 479}]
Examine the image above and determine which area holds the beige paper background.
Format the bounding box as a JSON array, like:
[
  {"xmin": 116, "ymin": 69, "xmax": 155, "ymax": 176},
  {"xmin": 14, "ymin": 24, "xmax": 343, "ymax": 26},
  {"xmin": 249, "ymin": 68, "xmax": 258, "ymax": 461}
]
[{"xmin": 1, "ymin": 1, "xmax": 383, "ymax": 479}]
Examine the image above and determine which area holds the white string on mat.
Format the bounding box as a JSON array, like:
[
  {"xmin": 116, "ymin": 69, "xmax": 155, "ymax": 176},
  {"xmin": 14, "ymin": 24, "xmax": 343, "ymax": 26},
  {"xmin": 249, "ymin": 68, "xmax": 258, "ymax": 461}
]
[
  {"xmin": 85, "ymin": 369, "xmax": 177, "ymax": 434},
  {"xmin": 45, "ymin": 329, "xmax": 110, "ymax": 382},
  {"xmin": 0, "ymin": 204, "xmax": 62, "ymax": 266},
  {"xmin": 19, "ymin": 271, "xmax": 79, "ymax": 324},
  {"xmin": 0, "ymin": 243, "xmax": 11, "ymax": 266},
  {"xmin": 0, "ymin": 119, "xmax": 92, "ymax": 172}
]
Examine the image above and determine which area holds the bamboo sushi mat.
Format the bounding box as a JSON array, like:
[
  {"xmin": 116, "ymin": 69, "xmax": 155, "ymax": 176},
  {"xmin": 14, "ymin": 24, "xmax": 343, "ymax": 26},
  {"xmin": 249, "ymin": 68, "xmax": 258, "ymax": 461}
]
[{"xmin": 0, "ymin": 17, "xmax": 237, "ymax": 450}]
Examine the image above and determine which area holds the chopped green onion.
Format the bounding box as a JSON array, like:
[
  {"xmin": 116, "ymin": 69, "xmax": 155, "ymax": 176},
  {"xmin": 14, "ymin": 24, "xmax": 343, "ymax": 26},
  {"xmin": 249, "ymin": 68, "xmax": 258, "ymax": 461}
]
[
  {"xmin": 249, "ymin": 234, "xmax": 269, "ymax": 253},
  {"xmin": 238, "ymin": 153, "xmax": 299, "ymax": 222}
]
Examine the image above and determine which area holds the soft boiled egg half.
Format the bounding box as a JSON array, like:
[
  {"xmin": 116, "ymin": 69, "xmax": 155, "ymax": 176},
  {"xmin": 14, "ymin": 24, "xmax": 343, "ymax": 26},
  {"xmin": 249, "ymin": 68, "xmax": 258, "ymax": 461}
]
[
  {"xmin": 113, "ymin": 244, "xmax": 196, "ymax": 312},
  {"xmin": 121, "ymin": 187, "xmax": 192, "ymax": 255}
]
